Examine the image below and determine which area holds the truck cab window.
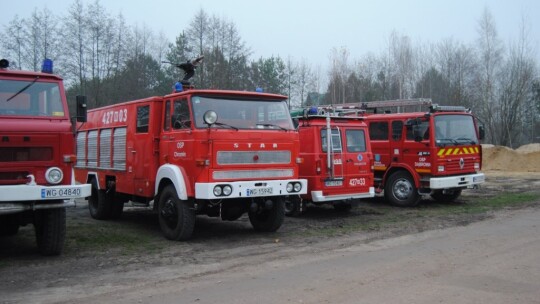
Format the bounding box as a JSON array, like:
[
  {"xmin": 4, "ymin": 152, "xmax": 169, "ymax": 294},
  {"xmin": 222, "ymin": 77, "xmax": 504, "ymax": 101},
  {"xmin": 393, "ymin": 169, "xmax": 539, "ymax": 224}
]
[
  {"xmin": 163, "ymin": 100, "xmax": 171, "ymax": 131},
  {"xmin": 392, "ymin": 121, "xmax": 403, "ymax": 140},
  {"xmin": 173, "ymin": 99, "xmax": 190, "ymax": 129},
  {"xmin": 369, "ymin": 122, "xmax": 389, "ymax": 140},
  {"xmin": 346, "ymin": 129, "xmax": 366, "ymax": 152},
  {"xmin": 136, "ymin": 105, "xmax": 150, "ymax": 133}
]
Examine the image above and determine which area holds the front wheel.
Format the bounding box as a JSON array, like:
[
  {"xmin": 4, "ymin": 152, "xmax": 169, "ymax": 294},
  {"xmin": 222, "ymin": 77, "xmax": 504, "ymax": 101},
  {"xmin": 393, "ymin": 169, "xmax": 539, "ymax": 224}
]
[
  {"xmin": 284, "ymin": 196, "xmax": 303, "ymax": 217},
  {"xmin": 158, "ymin": 185, "xmax": 195, "ymax": 241},
  {"xmin": 88, "ymin": 180, "xmax": 110, "ymax": 220},
  {"xmin": 34, "ymin": 207, "xmax": 66, "ymax": 256},
  {"xmin": 431, "ymin": 189, "xmax": 462, "ymax": 203},
  {"xmin": 385, "ymin": 171, "xmax": 420, "ymax": 207},
  {"xmin": 248, "ymin": 197, "xmax": 285, "ymax": 232}
]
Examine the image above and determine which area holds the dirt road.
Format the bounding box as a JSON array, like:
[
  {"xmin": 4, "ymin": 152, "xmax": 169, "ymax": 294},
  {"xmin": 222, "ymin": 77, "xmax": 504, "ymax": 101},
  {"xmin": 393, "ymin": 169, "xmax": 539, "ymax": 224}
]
[
  {"xmin": 1, "ymin": 172, "xmax": 540, "ymax": 303},
  {"xmin": 71, "ymin": 207, "xmax": 540, "ymax": 304}
]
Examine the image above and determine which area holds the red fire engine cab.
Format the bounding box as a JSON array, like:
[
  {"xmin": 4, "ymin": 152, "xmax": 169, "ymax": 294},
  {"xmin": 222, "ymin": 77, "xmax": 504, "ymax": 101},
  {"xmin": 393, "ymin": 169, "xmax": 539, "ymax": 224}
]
[
  {"xmin": 0, "ymin": 58, "xmax": 91, "ymax": 255},
  {"xmin": 360, "ymin": 99, "xmax": 485, "ymax": 206},
  {"xmin": 74, "ymin": 87, "xmax": 307, "ymax": 240},
  {"xmin": 285, "ymin": 106, "xmax": 374, "ymax": 215}
]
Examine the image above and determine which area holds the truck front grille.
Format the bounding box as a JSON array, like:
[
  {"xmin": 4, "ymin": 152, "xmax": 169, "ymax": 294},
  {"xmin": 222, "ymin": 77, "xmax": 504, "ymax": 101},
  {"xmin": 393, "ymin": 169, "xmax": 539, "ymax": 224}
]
[
  {"xmin": 0, "ymin": 171, "xmax": 29, "ymax": 185},
  {"xmin": 217, "ymin": 151, "xmax": 291, "ymax": 165},
  {"xmin": 0, "ymin": 147, "xmax": 53, "ymax": 162}
]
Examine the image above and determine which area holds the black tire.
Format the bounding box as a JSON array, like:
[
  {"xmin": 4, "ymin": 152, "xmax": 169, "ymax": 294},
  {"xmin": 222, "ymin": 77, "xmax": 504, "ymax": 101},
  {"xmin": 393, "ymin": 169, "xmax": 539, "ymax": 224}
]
[
  {"xmin": 158, "ymin": 185, "xmax": 195, "ymax": 241},
  {"xmin": 333, "ymin": 201, "xmax": 352, "ymax": 212},
  {"xmin": 431, "ymin": 189, "xmax": 462, "ymax": 203},
  {"xmin": 385, "ymin": 171, "xmax": 420, "ymax": 207},
  {"xmin": 0, "ymin": 215, "xmax": 19, "ymax": 236},
  {"xmin": 88, "ymin": 180, "xmax": 111, "ymax": 220},
  {"xmin": 248, "ymin": 197, "xmax": 285, "ymax": 232},
  {"xmin": 284, "ymin": 196, "xmax": 303, "ymax": 217},
  {"xmin": 34, "ymin": 207, "xmax": 66, "ymax": 256}
]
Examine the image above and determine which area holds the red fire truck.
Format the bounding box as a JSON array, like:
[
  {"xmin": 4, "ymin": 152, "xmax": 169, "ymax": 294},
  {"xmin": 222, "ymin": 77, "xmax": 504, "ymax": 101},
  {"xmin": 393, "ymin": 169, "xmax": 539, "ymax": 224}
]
[
  {"xmin": 359, "ymin": 99, "xmax": 485, "ymax": 206},
  {"xmin": 285, "ymin": 106, "xmax": 374, "ymax": 215},
  {"xmin": 74, "ymin": 87, "xmax": 307, "ymax": 240},
  {"xmin": 0, "ymin": 58, "xmax": 91, "ymax": 255}
]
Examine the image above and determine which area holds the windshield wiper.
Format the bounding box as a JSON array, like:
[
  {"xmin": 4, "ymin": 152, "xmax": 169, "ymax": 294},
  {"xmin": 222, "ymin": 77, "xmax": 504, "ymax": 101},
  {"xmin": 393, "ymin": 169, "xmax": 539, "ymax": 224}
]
[
  {"xmin": 7, "ymin": 76, "xmax": 39, "ymax": 102},
  {"xmin": 455, "ymin": 137, "xmax": 477, "ymax": 144},
  {"xmin": 256, "ymin": 123, "xmax": 288, "ymax": 131},
  {"xmin": 436, "ymin": 138, "xmax": 459, "ymax": 146},
  {"xmin": 211, "ymin": 122, "xmax": 238, "ymax": 131}
]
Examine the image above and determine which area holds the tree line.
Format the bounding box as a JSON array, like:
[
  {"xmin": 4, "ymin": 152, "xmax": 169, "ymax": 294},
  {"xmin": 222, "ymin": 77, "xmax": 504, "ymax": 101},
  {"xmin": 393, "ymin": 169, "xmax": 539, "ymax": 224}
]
[{"xmin": 1, "ymin": 1, "xmax": 539, "ymax": 148}]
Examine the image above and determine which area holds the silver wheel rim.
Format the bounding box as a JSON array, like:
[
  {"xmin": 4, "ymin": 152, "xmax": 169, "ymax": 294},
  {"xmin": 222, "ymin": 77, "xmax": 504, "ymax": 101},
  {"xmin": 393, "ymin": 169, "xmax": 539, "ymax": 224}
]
[{"xmin": 393, "ymin": 178, "xmax": 413, "ymax": 201}]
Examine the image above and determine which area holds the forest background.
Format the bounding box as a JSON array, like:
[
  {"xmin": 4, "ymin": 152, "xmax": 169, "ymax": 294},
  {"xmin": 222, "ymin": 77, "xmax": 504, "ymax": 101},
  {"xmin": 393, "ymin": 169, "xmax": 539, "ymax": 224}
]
[{"xmin": 1, "ymin": 0, "xmax": 539, "ymax": 147}]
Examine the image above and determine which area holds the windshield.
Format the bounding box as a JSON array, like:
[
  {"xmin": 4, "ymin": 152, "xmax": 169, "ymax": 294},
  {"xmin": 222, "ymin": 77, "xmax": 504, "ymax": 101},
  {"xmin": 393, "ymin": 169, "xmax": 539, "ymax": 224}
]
[
  {"xmin": 0, "ymin": 79, "xmax": 65, "ymax": 117},
  {"xmin": 434, "ymin": 114, "xmax": 478, "ymax": 145},
  {"xmin": 191, "ymin": 96, "xmax": 294, "ymax": 130}
]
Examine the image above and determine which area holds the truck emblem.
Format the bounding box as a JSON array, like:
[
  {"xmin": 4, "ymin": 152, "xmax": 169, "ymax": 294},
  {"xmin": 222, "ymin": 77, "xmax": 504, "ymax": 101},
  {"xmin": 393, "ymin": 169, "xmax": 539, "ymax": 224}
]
[
  {"xmin": 459, "ymin": 158, "xmax": 465, "ymax": 169},
  {"xmin": 357, "ymin": 154, "xmax": 363, "ymax": 161}
]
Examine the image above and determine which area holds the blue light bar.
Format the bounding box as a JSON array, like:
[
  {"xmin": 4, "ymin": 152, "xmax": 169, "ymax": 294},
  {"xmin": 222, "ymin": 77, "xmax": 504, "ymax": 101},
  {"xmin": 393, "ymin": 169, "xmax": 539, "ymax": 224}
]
[{"xmin": 42, "ymin": 59, "xmax": 53, "ymax": 74}]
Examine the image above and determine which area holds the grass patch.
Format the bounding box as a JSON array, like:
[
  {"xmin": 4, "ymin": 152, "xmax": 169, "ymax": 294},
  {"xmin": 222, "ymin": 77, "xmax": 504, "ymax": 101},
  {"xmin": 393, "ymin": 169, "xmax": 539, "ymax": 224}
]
[{"xmin": 294, "ymin": 191, "xmax": 540, "ymax": 238}]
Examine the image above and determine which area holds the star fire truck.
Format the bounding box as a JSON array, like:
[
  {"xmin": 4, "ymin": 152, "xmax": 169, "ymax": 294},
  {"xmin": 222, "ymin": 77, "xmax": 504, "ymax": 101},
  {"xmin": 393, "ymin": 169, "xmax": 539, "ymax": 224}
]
[
  {"xmin": 73, "ymin": 85, "xmax": 307, "ymax": 240},
  {"xmin": 285, "ymin": 106, "xmax": 374, "ymax": 215},
  {"xmin": 356, "ymin": 99, "xmax": 485, "ymax": 206},
  {"xmin": 0, "ymin": 58, "xmax": 91, "ymax": 255}
]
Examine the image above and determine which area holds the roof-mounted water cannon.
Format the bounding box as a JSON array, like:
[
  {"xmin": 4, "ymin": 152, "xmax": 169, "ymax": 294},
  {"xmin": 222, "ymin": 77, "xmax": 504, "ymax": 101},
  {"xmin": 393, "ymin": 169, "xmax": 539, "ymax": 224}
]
[{"xmin": 163, "ymin": 55, "xmax": 204, "ymax": 93}]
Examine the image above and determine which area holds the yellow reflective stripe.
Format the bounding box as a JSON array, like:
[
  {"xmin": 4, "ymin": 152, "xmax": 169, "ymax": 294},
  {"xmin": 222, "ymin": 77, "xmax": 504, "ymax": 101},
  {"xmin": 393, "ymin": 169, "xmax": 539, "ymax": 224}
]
[
  {"xmin": 463, "ymin": 147, "xmax": 470, "ymax": 154},
  {"xmin": 453, "ymin": 148, "xmax": 460, "ymax": 155},
  {"xmin": 415, "ymin": 168, "xmax": 431, "ymax": 173},
  {"xmin": 437, "ymin": 149, "xmax": 446, "ymax": 156},
  {"xmin": 445, "ymin": 148, "xmax": 454, "ymax": 155},
  {"xmin": 474, "ymin": 147, "xmax": 479, "ymax": 153}
]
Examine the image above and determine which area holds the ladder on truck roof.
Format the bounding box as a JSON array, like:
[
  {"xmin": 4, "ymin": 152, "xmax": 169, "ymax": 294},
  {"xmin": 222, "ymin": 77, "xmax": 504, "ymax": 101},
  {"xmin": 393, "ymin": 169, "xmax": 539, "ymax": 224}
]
[{"xmin": 319, "ymin": 98, "xmax": 432, "ymax": 114}]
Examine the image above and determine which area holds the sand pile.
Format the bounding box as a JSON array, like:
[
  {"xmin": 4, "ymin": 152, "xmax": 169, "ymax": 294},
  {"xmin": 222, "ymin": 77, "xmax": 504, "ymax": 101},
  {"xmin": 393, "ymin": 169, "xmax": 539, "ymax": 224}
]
[{"xmin": 482, "ymin": 143, "xmax": 540, "ymax": 172}]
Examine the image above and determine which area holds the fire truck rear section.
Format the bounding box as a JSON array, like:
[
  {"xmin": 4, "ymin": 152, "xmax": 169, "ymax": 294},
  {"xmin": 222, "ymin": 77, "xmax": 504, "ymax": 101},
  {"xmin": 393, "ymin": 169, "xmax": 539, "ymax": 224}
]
[
  {"xmin": 74, "ymin": 90, "xmax": 307, "ymax": 240},
  {"xmin": 286, "ymin": 106, "xmax": 374, "ymax": 215}
]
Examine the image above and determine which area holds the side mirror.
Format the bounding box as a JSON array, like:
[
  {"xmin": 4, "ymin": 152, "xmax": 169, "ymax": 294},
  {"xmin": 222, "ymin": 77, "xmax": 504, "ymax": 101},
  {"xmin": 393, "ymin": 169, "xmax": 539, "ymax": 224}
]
[
  {"xmin": 76, "ymin": 95, "xmax": 87, "ymax": 122},
  {"xmin": 292, "ymin": 118, "xmax": 299, "ymax": 129},
  {"xmin": 478, "ymin": 124, "xmax": 485, "ymax": 140},
  {"xmin": 412, "ymin": 125, "xmax": 423, "ymax": 142}
]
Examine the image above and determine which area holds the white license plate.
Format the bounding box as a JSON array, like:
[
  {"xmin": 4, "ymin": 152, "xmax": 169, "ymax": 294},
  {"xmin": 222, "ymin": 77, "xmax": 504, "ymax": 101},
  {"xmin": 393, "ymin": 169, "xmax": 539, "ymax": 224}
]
[
  {"xmin": 325, "ymin": 180, "xmax": 343, "ymax": 187},
  {"xmin": 246, "ymin": 187, "xmax": 273, "ymax": 197},
  {"xmin": 41, "ymin": 187, "xmax": 82, "ymax": 198},
  {"xmin": 473, "ymin": 176, "xmax": 485, "ymax": 183}
]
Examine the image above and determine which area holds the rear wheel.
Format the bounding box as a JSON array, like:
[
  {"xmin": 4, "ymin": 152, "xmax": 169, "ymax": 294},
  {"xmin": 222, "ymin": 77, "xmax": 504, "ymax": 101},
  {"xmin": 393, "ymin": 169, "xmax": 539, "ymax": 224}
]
[
  {"xmin": 284, "ymin": 196, "xmax": 303, "ymax": 217},
  {"xmin": 88, "ymin": 180, "xmax": 110, "ymax": 220},
  {"xmin": 158, "ymin": 185, "xmax": 195, "ymax": 241},
  {"xmin": 248, "ymin": 197, "xmax": 285, "ymax": 232},
  {"xmin": 0, "ymin": 215, "xmax": 19, "ymax": 236},
  {"xmin": 385, "ymin": 171, "xmax": 420, "ymax": 207},
  {"xmin": 431, "ymin": 188, "xmax": 462, "ymax": 203},
  {"xmin": 34, "ymin": 206, "xmax": 66, "ymax": 256}
]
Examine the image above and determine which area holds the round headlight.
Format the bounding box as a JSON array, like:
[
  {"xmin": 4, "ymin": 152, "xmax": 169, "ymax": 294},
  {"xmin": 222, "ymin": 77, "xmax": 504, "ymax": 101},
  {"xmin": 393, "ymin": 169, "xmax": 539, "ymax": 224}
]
[
  {"xmin": 213, "ymin": 185, "xmax": 222, "ymax": 196},
  {"xmin": 203, "ymin": 110, "xmax": 218, "ymax": 125},
  {"xmin": 286, "ymin": 183, "xmax": 294, "ymax": 193},
  {"xmin": 293, "ymin": 182, "xmax": 302, "ymax": 192},
  {"xmin": 222, "ymin": 185, "xmax": 232, "ymax": 196},
  {"xmin": 45, "ymin": 167, "xmax": 63, "ymax": 184}
]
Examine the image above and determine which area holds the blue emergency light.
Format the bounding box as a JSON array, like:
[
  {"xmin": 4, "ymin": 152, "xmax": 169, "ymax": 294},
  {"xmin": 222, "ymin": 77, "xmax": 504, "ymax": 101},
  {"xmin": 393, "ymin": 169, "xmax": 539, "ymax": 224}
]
[{"xmin": 42, "ymin": 59, "xmax": 53, "ymax": 74}]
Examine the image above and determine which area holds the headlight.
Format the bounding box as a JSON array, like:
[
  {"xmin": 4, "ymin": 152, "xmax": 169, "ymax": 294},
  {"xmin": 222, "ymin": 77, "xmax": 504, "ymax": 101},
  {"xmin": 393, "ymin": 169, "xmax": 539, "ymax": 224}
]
[
  {"xmin": 213, "ymin": 186, "xmax": 222, "ymax": 196},
  {"xmin": 222, "ymin": 185, "xmax": 232, "ymax": 196},
  {"xmin": 286, "ymin": 183, "xmax": 294, "ymax": 193},
  {"xmin": 45, "ymin": 167, "xmax": 63, "ymax": 184},
  {"xmin": 293, "ymin": 182, "xmax": 302, "ymax": 192}
]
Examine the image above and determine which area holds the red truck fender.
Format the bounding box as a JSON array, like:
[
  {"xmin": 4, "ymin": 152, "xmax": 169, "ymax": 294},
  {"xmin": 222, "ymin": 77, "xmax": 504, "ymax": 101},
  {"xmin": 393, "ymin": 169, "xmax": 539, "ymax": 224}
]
[
  {"xmin": 382, "ymin": 164, "xmax": 421, "ymax": 188},
  {"xmin": 155, "ymin": 164, "xmax": 189, "ymax": 200}
]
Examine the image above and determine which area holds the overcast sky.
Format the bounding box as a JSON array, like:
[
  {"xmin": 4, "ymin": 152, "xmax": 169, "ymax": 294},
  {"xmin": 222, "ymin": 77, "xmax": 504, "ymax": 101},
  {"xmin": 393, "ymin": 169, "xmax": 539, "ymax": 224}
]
[{"xmin": 3, "ymin": 0, "xmax": 540, "ymax": 66}]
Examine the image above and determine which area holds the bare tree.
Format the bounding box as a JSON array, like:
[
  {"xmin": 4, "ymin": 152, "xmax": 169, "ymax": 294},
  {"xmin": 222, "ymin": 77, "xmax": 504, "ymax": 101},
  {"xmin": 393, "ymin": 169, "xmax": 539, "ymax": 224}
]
[{"xmin": 3, "ymin": 15, "xmax": 26, "ymax": 69}]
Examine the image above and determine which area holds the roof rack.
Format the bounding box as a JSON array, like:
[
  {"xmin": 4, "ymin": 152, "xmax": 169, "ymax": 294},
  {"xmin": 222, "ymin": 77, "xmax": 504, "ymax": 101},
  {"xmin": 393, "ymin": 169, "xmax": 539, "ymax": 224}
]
[
  {"xmin": 291, "ymin": 105, "xmax": 365, "ymax": 119},
  {"xmin": 318, "ymin": 98, "xmax": 432, "ymax": 114}
]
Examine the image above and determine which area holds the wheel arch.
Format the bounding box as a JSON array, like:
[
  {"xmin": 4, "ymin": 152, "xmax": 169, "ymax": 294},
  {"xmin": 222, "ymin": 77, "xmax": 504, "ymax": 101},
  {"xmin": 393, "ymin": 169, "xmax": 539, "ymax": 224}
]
[
  {"xmin": 155, "ymin": 164, "xmax": 189, "ymax": 201},
  {"xmin": 382, "ymin": 165, "xmax": 420, "ymax": 188}
]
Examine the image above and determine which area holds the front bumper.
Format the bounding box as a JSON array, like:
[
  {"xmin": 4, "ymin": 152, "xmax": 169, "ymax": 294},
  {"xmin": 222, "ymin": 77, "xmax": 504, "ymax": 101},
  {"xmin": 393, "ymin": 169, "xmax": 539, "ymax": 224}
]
[
  {"xmin": 0, "ymin": 183, "xmax": 92, "ymax": 215},
  {"xmin": 195, "ymin": 179, "xmax": 308, "ymax": 200},
  {"xmin": 429, "ymin": 173, "xmax": 485, "ymax": 189}
]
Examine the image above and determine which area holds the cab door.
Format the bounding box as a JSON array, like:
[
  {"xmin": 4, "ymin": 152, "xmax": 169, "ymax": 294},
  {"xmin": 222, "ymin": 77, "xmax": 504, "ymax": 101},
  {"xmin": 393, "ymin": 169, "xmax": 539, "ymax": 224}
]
[{"xmin": 343, "ymin": 128, "xmax": 371, "ymax": 192}]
